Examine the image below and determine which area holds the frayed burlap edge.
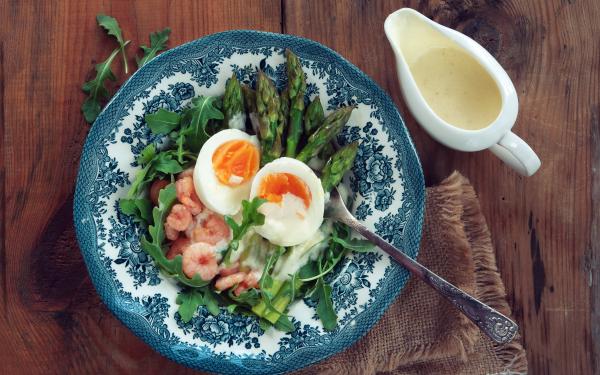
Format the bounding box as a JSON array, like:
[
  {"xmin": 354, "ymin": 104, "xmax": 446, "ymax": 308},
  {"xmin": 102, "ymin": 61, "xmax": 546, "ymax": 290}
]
[
  {"xmin": 391, "ymin": 172, "xmax": 482, "ymax": 366},
  {"xmin": 373, "ymin": 171, "xmax": 528, "ymax": 373},
  {"xmin": 456, "ymin": 172, "xmax": 528, "ymax": 374}
]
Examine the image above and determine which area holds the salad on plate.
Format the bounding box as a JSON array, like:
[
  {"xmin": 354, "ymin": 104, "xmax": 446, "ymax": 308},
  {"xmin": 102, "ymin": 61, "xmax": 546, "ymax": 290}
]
[{"xmin": 119, "ymin": 49, "xmax": 373, "ymax": 332}]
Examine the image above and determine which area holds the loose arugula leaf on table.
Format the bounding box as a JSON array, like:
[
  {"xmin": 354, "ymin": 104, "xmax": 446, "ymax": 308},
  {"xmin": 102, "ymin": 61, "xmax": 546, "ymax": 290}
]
[
  {"xmin": 119, "ymin": 198, "xmax": 153, "ymax": 224},
  {"xmin": 222, "ymin": 197, "xmax": 267, "ymax": 264},
  {"xmin": 137, "ymin": 27, "xmax": 171, "ymax": 68},
  {"xmin": 139, "ymin": 184, "xmax": 210, "ymax": 288},
  {"xmin": 81, "ymin": 45, "xmax": 129, "ymax": 123},
  {"xmin": 145, "ymin": 108, "xmax": 181, "ymax": 134},
  {"xmin": 96, "ymin": 14, "xmax": 130, "ymax": 74}
]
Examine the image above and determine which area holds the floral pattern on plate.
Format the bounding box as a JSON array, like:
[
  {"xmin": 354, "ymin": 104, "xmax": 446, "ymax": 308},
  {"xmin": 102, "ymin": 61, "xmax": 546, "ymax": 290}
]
[{"xmin": 74, "ymin": 30, "xmax": 424, "ymax": 374}]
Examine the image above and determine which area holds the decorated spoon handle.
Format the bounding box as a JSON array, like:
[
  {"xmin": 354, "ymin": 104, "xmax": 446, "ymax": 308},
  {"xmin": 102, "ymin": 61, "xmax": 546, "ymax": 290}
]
[{"xmin": 339, "ymin": 214, "xmax": 518, "ymax": 344}]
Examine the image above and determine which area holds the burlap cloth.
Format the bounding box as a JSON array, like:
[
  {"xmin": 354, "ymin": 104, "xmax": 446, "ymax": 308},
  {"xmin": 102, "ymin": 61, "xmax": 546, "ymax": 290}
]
[{"xmin": 297, "ymin": 172, "xmax": 528, "ymax": 374}]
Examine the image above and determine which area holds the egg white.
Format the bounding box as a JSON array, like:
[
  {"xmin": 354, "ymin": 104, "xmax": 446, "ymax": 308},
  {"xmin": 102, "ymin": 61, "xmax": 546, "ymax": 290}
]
[
  {"xmin": 193, "ymin": 129, "xmax": 259, "ymax": 216},
  {"xmin": 249, "ymin": 157, "xmax": 325, "ymax": 246}
]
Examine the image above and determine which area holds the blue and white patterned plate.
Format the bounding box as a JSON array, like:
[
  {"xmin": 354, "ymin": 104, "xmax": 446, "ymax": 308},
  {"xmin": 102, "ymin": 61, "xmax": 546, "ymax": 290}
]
[{"xmin": 74, "ymin": 30, "xmax": 424, "ymax": 374}]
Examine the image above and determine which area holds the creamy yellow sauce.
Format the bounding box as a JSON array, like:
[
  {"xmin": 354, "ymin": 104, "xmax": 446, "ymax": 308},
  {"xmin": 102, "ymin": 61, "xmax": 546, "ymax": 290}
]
[{"xmin": 395, "ymin": 15, "xmax": 502, "ymax": 130}]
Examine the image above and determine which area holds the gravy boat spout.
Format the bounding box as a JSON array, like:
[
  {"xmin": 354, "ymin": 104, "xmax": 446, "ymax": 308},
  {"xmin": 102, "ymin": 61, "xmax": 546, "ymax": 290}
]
[{"xmin": 384, "ymin": 8, "xmax": 540, "ymax": 176}]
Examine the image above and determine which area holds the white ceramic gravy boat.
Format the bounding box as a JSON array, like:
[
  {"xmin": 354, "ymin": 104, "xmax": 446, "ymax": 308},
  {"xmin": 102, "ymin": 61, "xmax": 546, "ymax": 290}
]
[{"xmin": 384, "ymin": 8, "xmax": 541, "ymax": 176}]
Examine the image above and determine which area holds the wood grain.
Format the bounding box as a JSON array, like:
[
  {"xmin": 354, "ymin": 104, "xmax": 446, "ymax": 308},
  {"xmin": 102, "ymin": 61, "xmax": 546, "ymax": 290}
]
[
  {"xmin": 0, "ymin": 0, "xmax": 598, "ymax": 373},
  {"xmin": 285, "ymin": 0, "xmax": 599, "ymax": 373},
  {"xmin": 0, "ymin": 1, "xmax": 280, "ymax": 374}
]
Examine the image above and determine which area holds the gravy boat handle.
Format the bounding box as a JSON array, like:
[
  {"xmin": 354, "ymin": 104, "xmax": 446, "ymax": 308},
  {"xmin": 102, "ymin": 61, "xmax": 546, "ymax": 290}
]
[{"xmin": 489, "ymin": 131, "xmax": 541, "ymax": 176}]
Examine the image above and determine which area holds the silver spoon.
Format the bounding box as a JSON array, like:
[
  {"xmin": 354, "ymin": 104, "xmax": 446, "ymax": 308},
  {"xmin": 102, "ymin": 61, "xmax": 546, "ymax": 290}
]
[{"xmin": 326, "ymin": 188, "xmax": 518, "ymax": 344}]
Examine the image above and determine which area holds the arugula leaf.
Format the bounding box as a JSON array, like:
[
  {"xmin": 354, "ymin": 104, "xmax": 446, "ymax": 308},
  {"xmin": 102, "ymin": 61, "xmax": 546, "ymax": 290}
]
[
  {"xmin": 228, "ymin": 288, "xmax": 261, "ymax": 307},
  {"xmin": 175, "ymin": 130, "xmax": 187, "ymax": 164},
  {"xmin": 222, "ymin": 197, "xmax": 267, "ymax": 263},
  {"xmin": 259, "ymin": 246, "xmax": 285, "ymax": 291},
  {"xmin": 176, "ymin": 289, "xmax": 203, "ymax": 322},
  {"xmin": 298, "ymin": 261, "xmax": 320, "ymax": 280},
  {"xmin": 137, "ymin": 27, "xmax": 171, "ymax": 68},
  {"xmin": 96, "ymin": 14, "xmax": 130, "ymax": 74},
  {"xmin": 202, "ymin": 288, "xmax": 221, "ymax": 316},
  {"xmin": 153, "ymin": 152, "xmax": 184, "ymax": 174},
  {"xmin": 331, "ymin": 236, "xmax": 374, "ymax": 252},
  {"xmin": 330, "ymin": 222, "xmax": 373, "ymax": 252},
  {"xmin": 127, "ymin": 148, "xmax": 184, "ymax": 198},
  {"xmin": 81, "ymin": 45, "xmax": 128, "ymax": 123},
  {"xmin": 314, "ymin": 277, "xmax": 337, "ymax": 330},
  {"xmin": 259, "ymin": 318, "xmax": 272, "ymax": 332},
  {"xmin": 137, "ymin": 143, "xmax": 157, "ymax": 165},
  {"xmin": 298, "ymin": 241, "xmax": 345, "ymax": 283},
  {"xmin": 139, "ymin": 184, "xmax": 210, "ymax": 287},
  {"xmin": 119, "ymin": 198, "xmax": 153, "ymax": 224},
  {"xmin": 274, "ymin": 315, "xmax": 295, "ymax": 332},
  {"xmin": 145, "ymin": 108, "xmax": 181, "ymax": 134},
  {"xmin": 181, "ymin": 96, "xmax": 224, "ymax": 153},
  {"xmin": 175, "ymin": 288, "xmax": 221, "ymax": 322}
]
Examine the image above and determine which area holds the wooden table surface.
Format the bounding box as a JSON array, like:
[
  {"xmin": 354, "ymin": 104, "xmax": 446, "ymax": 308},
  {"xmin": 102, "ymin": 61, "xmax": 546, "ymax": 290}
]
[{"xmin": 1, "ymin": 0, "xmax": 598, "ymax": 373}]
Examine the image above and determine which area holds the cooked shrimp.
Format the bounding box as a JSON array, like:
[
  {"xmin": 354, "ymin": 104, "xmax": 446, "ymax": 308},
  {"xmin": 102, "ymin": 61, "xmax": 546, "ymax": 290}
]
[
  {"xmin": 215, "ymin": 271, "xmax": 247, "ymax": 291},
  {"xmin": 176, "ymin": 176, "xmax": 203, "ymax": 215},
  {"xmin": 182, "ymin": 243, "xmax": 219, "ymax": 281},
  {"xmin": 192, "ymin": 213, "xmax": 231, "ymax": 245},
  {"xmin": 164, "ymin": 222, "xmax": 180, "ymax": 241},
  {"xmin": 219, "ymin": 261, "xmax": 240, "ymax": 276},
  {"xmin": 178, "ymin": 168, "xmax": 194, "ymax": 179},
  {"xmin": 149, "ymin": 179, "xmax": 169, "ymax": 205},
  {"xmin": 166, "ymin": 204, "xmax": 192, "ymax": 231},
  {"xmin": 233, "ymin": 271, "xmax": 261, "ymax": 296},
  {"xmin": 166, "ymin": 237, "xmax": 191, "ymax": 260}
]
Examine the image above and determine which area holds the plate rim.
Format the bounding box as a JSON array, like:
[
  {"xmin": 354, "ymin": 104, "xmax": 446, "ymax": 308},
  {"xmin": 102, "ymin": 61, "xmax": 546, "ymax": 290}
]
[{"xmin": 73, "ymin": 29, "xmax": 425, "ymax": 374}]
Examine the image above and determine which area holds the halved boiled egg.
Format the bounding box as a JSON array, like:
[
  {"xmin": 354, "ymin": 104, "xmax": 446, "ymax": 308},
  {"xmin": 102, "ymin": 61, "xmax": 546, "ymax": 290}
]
[
  {"xmin": 249, "ymin": 157, "xmax": 325, "ymax": 246},
  {"xmin": 194, "ymin": 129, "xmax": 260, "ymax": 215}
]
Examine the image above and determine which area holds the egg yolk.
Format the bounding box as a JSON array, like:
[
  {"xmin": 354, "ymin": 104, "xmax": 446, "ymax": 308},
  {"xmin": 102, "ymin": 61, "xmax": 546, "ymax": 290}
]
[
  {"xmin": 212, "ymin": 140, "xmax": 260, "ymax": 186},
  {"xmin": 259, "ymin": 173, "xmax": 312, "ymax": 208}
]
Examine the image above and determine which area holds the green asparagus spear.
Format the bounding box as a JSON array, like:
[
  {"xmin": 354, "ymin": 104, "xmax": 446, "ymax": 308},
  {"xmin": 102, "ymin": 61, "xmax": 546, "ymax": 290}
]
[
  {"xmin": 264, "ymin": 277, "xmax": 303, "ymax": 324},
  {"xmin": 251, "ymin": 278, "xmax": 284, "ymax": 317},
  {"xmin": 256, "ymin": 70, "xmax": 282, "ymax": 165},
  {"xmin": 321, "ymin": 142, "xmax": 359, "ymax": 192},
  {"xmin": 223, "ymin": 74, "xmax": 245, "ymax": 129},
  {"xmin": 279, "ymin": 87, "xmax": 290, "ymax": 144},
  {"xmin": 242, "ymin": 85, "xmax": 257, "ymax": 114},
  {"xmin": 304, "ymin": 96, "xmax": 324, "ymax": 135},
  {"xmin": 285, "ymin": 49, "xmax": 306, "ymax": 157},
  {"xmin": 297, "ymin": 106, "xmax": 354, "ymax": 163},
  {"xmin": 318, "ymin": 142, "xmax": 336, "ymax": 162}
]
